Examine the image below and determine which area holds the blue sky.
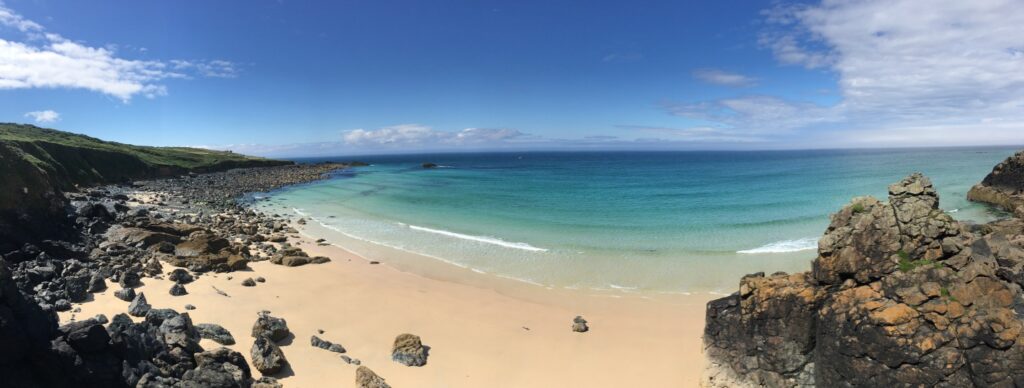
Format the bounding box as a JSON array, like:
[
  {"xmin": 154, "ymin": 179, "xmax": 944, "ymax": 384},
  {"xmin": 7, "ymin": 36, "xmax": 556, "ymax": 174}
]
[{"xmin": 1, "ymin": 0, "xmax": 1023, "ymax": 156}]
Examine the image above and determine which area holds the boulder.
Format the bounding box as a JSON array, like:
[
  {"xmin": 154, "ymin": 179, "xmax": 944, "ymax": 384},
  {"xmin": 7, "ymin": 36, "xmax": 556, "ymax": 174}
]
[
  {"xmin": 114, "ymin": 287, "xmax": 136, "ymax": 302},
  {"xmin": 128, "ymin": 292, "xmax": 151, "ymax": 317},
  {"xmin": 196, "ymin": 323, "xmax": 236, "ymax": 345},
  {"xmin": 180, "ymin": 347, "xmax": 252, "ymax": 388},
  {"xmin": 251, "ymin": 311, "xmax": 289, "ymax": 342},
  {"xmin": 391, "ymin": 333, "xmax": 428, "ymax": 366},
  {"xmin": 250, "ymin": 335, "xmax": 287, "ymax": 375},
  {"xmin": 170, "ymin": 283, "xmax": 188, "ymax": 296},
  {"xmin": 168, "ymin": 268, "xmax": 194, "ymax": 284}
]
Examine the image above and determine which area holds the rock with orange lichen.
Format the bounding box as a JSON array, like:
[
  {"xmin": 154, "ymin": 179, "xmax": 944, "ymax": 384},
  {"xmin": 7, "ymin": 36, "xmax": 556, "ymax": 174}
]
[{"xmin": 703, "ymin": 171, "xmax": 1024, "ymax": 388}]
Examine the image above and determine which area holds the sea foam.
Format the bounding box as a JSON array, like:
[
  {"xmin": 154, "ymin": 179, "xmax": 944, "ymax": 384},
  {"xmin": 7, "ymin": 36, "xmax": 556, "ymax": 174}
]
[
  {"xmin": 405, "ymin": 224, "xmax": 549, "ymax": 252},
  {"xmin": 737, "ymin": 237, "xmax": 819, "ymax": 254}
]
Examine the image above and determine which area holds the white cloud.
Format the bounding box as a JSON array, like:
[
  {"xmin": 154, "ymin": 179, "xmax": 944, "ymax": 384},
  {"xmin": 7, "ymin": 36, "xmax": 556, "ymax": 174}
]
[
  {"xmin": 675, "ymin": 0, "xmax": 1024, "ymax": 146},
  {"xmin": 0, "ymin": 3, "xmax": 238, "ymax": 101},
  {"xmin": 343, "ymin": 124, "xmax": 525, "ymax": 147},
  {"xmin": 692, "ymin": 68, "xmax": 757, "ymax": 87},
  {"xmin": 24, "ymin": 109, "xmax": 59, "ymax": 123}
]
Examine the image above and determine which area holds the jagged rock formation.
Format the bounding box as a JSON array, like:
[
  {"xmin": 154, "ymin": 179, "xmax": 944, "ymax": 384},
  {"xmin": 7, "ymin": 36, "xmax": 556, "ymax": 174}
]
[
  {"xmin": 704, "ymin": 173, "xmax": 1024, "ymax": 387},
  {"xmin": 969, "ymin": 150, "xmax": 1024, "ymax": 217}
]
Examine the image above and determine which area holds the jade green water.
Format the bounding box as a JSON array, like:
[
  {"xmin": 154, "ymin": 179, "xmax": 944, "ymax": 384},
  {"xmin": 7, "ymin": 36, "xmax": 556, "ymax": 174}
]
[{"xmin": 255, "ymin": 148, "xmax": 1016, "ymax": 293}]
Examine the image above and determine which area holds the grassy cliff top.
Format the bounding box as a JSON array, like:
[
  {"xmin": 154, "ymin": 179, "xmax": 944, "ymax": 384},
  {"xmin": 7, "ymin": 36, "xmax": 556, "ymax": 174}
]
[{"xmin": 0, "ymin": 123, "xmax": 279, "ymax": 170}]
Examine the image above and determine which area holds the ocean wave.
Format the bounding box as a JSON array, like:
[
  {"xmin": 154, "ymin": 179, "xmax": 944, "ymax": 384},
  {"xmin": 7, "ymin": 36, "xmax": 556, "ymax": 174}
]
[
  {"xmin": 405, "ymin": 224, "xmax": 549, "ymax": 252},
  {"xmin": 737, "ymin": 237, "xmax": 818, "ymax": 254}
]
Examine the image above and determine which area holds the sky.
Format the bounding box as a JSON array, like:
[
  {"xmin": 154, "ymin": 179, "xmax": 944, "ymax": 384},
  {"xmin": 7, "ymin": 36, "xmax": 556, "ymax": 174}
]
[{"xmin": 1, "ymin": 0, "xmax": 1023, "ymax": 156}]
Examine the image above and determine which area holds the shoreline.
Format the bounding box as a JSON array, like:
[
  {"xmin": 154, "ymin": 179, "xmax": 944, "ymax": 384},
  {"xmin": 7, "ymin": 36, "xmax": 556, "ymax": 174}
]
[{"xmin": 57, "ymin": 180, "xmax": 715, "ymax": 387}]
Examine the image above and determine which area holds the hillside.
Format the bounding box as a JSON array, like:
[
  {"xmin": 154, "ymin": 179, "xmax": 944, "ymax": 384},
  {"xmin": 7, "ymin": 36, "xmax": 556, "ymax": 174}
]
[{"xmin": 0, "ymin": 123, "xmax": 291, "ymax": 251}]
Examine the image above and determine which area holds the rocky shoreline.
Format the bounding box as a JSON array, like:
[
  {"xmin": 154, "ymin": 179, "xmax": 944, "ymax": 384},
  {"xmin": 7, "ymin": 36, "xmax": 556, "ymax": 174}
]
[
  {"xmin": 703, "ymin": 153, "xmax": 1024, "ymax": 387},
  {"xmin": 0, "ymin": 162, "xmax": 403, "ymax": 387}
]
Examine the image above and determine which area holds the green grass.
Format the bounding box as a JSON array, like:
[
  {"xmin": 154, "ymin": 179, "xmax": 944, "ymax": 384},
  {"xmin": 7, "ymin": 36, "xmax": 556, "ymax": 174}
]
[
  {"xmin": 0, "ymin": 123, "xmax": 277, "ymax": 170},
  {"xmin": 851, "ymin": 203, "xmax": 866, "ymax": 213},
  {"xmin": 897, "ymin": 250, "xmax": 943, "ymax": 272}
]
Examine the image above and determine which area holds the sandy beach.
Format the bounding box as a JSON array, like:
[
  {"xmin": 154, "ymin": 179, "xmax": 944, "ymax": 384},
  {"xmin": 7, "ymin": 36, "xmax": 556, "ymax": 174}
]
[{"xmin": 60, "ymin": 219, "xmax": 714, "ymax": 387}]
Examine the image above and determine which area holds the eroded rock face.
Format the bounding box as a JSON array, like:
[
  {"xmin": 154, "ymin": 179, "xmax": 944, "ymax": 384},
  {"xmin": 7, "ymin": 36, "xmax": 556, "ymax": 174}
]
[
  {"xmin": 704, "ymin": 173, "xmax": 1024, "ymax": 387},
  {"xmin": 251, "ymin": 335, "xmax": 287, "ymax": 375},
  {"xmin": 969, "ymin": 150, "xmax": 1024, "ymax": 217}
]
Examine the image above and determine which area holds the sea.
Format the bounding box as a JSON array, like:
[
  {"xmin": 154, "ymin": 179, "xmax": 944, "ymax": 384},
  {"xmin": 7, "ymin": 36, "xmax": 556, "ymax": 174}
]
[{"xmin": 251, "ymin": 147, "xmax": 1017, "ymax": 294}]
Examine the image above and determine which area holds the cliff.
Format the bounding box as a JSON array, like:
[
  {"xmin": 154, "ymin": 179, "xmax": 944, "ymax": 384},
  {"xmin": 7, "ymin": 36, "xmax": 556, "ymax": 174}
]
[
  {"xmin": 704, "ymin": 171, "xmax": 1024, "ymax": 387},
  {"xmin": 0, "ymin": 123, "xmax": 290, "ymax": 252},
  {"xmin": 968, "ymin": 150, "xmax": 1024, "ymax": 217}
]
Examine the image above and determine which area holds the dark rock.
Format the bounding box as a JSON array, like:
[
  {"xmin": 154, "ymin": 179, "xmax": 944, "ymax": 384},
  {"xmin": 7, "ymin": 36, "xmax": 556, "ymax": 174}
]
[
  {"xmin": 168, "ymin": 268, "xmax": 194, "ymax": 284},
  {"xmin": 88, "ymin": 273, "xmax": 107, "ymax": 292},
  {"xmin": 311, "ymin": 335, "xmax": 346, "ymax": 353},
  {"xmin": 391, "ymin": 333, "xmax": 428, "ymax": 366},
  {"xmin": 255, "ymin": 277, "xmax": 266, "ymax": 283},
  {"xmin": 253, "ymin": 376, "xmax": 283, "ymax": 388},
  {"xmin": 128, "ymin": 293, "xmax": 151, "ymax": 317},
  {"xmin": 64, "ymin": 273, "xmax": 91, "ymax": 302},
  {"xmin": 185, "ymin": 304, "xmax": 196, "ymax": 311},
  {"xmin": 421, "ymin": 162, "xmax": 438, "ymax": 169},
  {"xmin": 251, "ymin": 311, "xmax": 289, "ymax": 342},
  {"xmin": 169, "ymin": 283, "xmax": 188, "ymax": 296},
  {"xmin": 180, "ymin": 347, "xmax": 252, "ymax": 388},
  {"xmin": 119, "ymin": 271, "xmax": 141, "ymax": 288},
  {"xmin": 114, "ymin": 287, "xmax": 136, "ymax": 302},
  {"xmin": 241, "ymin": 278, "xmax": 256, "ymax": 287},
  {"xmin": 197, "ymin": 323, "xmax": 236, "ymax": 345},
  {"xmin": 250, "ymin": 335, "xmax": 287, "ymax": 375}
]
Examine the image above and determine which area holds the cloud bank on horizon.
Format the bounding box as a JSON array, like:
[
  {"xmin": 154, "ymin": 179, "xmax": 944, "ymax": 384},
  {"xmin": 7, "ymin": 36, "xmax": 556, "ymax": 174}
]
[{"xmin": 1, "ymin": 0, "xmax": 1023, "ymax": 155}]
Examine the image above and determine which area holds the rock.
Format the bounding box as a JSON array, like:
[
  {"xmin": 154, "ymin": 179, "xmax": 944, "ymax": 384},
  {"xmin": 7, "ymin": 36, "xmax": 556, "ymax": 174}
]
[
  {"xmin": 968, "ymin": 150, "xmax": 1024, "ymax": 217},
  {"xmin": 355, "ymin": 366, "xmax": 391, "ymax": 388},
  {"xmin": 64, "ymin": 273, "xmax": 90, "ymax": 302},
  {"xmin": 182, "ymin": 347, "xmax": 252, "ymax": 388},
  {"xmin": 119, "ymin": 271, "xmax": 141, "ymax": 288},
  {"xmin": 170, "ymin": 283, "xmax": 188, "ymax": 296},
  {"xmin": 169, "ymin": 268, "xmax": 195, "ymax": 284},
  {"xmin": 128, "ymin": 292, "xmax": 151, "ymax": 317},
  {"xmin": 421, "ymin": 162, "xmax": 438, "ymax": 169},
  {"xmin": 114, "ymin": 287, "xmax": 136, "ymax": 302},
  {"xmin": 278, "ymin": 256, "xmax": 310, "ymax": 267},
  {"xmin": 58, "ymin": 320, "xmax": 111, "ymax": 353},
  {"xmin": 241, "ymin": 278, "xmax": 256, "ymax": 287},
  {"xmin": 341, "ymin": 355, "xmax": 361, "ymax": 365},
  {"xmin": 185, "ymin": 304, "xmax": 197, "ymax": 310},
  {"xmin": 105, "ymin": 225, "xmax": 181, "ymax": 247},
  {"xmin": 251, "ymin": 335, "xmax": 288, "ymax": 375},
  {"xmin": 571, "ymin": 316, "xmax": 589, "ymax": 333},
  {"xmin": 87, "ymin": 273, "xmax": 107, "ymax": 292},
  {"xmin": 197, "ymin": 323, "xmax": 236, "ymax": 345},
  {"xmin": 175, "ymin": 232, "xmax": 230, "ymax": 257},
  {"xmin": 251, "ymin": 311, "xmax": 290, "ymax": 342},
  {"xmin": 391, "ymin": 333, "xmax": 428, "ymax": 366},
  {"xmin": 253, "ymin": 376, "xmax": 284, "ymax": 388},
  {"xmin": 255, "ymin": 276, "xmax": 266, "ymax": 283},
  {"xmin": 703, "ymin": 172, "xmax": 1024, "ymax": 387},
  {"xmin": 311, "ymin": 335, "xmax": 346, "ymax": 353}
]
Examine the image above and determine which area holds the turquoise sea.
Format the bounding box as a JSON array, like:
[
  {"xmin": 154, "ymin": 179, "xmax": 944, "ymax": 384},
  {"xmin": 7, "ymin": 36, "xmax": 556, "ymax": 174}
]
[{"xmin": 254, "ymin": 147, "xmax": 1017, "ymax": 293}]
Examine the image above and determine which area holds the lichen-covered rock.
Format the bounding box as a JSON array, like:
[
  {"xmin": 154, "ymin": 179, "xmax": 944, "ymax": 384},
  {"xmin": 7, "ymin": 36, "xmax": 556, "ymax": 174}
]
[
  {"xmin": 704, "ymin": 172, "xmax": 1024, "ymax": 387},
  {"xmin": 355, "ymin": 366, "xmax": 391, "ymax": 388},
  {"xmin": 392, "ymin": 333, "xmax": 428, "ymax": 366}
]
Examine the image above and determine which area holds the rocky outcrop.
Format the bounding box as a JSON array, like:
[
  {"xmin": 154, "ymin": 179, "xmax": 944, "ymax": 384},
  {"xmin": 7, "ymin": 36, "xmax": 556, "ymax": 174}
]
[
  {"xmin": 968, "ymin": 150, "xmax": 1024, "ymax": 217},
  {"xmin": 703, "ymin": 173, "xmax": 1024, "ymax": 387}
]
